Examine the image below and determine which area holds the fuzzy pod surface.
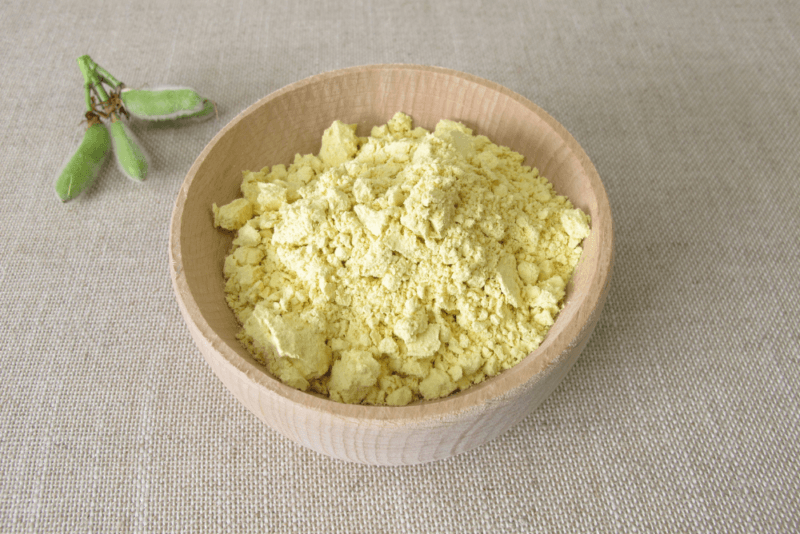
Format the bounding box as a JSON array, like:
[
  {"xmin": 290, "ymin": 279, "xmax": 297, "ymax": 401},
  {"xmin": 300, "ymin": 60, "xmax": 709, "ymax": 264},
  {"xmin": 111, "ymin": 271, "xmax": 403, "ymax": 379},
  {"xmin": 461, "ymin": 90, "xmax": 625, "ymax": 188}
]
[
  {"xmin": 121, "ymin": 87, "xmax": 214, "ymax": 121},
  {"xmin": 109, "ymin": 121, "xmax": 148, "ymax": 181},
  {"xmin": 55, "ymin": 122, "xmax": 111, "ymax": 202}
]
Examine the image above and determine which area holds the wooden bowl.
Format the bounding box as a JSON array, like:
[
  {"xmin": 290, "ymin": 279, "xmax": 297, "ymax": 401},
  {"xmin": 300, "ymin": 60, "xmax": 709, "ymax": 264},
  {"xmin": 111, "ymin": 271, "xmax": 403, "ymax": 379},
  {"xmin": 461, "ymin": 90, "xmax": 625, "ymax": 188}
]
[{"xmin": 169, "ymin": 65, "xmax": 613, "ymax": 465}]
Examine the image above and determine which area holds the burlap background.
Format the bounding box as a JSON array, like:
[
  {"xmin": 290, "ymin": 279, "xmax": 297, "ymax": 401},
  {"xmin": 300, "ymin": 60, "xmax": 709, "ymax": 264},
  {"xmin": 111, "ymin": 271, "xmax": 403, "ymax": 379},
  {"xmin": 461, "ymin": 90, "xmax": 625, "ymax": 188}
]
[{"xmin": 2, "ymin": 0, "xmax": 798, "ymax": 532}]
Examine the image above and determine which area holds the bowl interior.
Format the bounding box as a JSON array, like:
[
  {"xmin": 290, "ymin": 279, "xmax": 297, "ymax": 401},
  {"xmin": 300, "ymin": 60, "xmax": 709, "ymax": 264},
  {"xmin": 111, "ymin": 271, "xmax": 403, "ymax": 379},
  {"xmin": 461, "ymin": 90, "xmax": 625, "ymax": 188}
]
[{"xmin": 171, "ymin": 64, "xmax": 612, "ymax": 418}]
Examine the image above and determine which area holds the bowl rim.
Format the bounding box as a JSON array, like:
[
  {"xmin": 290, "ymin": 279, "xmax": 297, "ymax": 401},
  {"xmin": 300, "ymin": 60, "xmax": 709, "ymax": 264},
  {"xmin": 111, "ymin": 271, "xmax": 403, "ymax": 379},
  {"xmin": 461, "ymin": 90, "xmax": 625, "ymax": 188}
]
[{"xmin": 169, "ymin": 63, "xmax": 614, "ymax": 423}]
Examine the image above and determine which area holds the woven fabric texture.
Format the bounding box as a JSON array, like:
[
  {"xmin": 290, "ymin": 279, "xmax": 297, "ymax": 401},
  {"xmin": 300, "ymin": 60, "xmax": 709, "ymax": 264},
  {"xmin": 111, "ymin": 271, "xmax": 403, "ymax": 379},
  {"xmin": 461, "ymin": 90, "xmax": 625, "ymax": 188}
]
[{"xmin": 1, "ymin": 0, "xmax": 798, "ymax": 532}]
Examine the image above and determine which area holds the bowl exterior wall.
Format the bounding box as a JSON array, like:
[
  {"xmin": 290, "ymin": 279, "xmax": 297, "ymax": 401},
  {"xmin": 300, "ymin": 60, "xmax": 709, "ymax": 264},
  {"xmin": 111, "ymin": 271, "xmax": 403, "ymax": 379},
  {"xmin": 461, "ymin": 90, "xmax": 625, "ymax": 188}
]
[{"xmin": 179, "ymin": 301, "xmax": 603, "ymax": 465}]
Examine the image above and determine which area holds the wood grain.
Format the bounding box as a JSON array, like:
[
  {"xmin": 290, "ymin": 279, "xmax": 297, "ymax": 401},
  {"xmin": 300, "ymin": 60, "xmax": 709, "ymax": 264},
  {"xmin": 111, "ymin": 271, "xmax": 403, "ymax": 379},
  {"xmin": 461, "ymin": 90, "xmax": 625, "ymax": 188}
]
[{"xmin": 169, "ymin": 64, "xmax": 614, "ymax": 465}]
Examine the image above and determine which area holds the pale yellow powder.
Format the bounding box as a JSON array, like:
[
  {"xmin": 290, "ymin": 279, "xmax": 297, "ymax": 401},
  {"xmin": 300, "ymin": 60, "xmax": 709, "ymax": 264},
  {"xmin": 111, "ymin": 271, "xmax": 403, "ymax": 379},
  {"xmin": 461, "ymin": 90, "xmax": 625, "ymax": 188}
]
[{"xmin": 212, "ymin": 112, "xmax": 590, "ymax": 406}]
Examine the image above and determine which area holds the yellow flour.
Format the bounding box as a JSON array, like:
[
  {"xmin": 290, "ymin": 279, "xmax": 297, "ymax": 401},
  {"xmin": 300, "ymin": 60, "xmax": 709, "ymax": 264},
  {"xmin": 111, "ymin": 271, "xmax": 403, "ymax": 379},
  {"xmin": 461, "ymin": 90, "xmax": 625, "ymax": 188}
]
[{"xmin": 212, "ymin": 112, "xmax": 590, "ymax": 406}]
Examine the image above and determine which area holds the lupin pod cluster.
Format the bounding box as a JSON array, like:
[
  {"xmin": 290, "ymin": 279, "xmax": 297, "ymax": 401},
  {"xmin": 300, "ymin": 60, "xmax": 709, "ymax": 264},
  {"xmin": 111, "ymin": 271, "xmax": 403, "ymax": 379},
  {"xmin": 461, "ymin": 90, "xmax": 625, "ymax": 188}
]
[{"xmin": 55, "ymin": 55, "xmax": 214, "ymax": 202}]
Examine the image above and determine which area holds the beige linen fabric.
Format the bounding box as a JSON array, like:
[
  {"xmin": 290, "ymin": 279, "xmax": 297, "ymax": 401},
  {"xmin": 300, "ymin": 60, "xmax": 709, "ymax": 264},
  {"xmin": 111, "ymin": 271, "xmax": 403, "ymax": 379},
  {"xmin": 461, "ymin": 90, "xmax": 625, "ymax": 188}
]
[{"xmin": 1, "ymin": 0, "xmax": 798, "ymax": 532}]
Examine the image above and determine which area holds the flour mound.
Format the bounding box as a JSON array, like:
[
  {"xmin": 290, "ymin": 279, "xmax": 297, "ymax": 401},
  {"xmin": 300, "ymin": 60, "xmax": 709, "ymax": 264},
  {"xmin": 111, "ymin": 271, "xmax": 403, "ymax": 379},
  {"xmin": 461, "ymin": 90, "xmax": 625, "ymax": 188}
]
[{"xmin": 213, "ymin": 112, "xmax": 590, "ymax": 406}]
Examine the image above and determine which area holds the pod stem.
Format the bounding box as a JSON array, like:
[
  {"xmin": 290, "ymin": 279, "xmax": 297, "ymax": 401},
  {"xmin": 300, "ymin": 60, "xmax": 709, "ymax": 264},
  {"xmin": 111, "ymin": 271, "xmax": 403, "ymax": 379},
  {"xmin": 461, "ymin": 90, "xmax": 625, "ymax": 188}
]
[
  {"xmin": 92, "ymin": 62, "xmax": 124, "ymax": 90},
  {"xmin": 77, "ymin": 55, "xmax": 129, "ymax": 123}
]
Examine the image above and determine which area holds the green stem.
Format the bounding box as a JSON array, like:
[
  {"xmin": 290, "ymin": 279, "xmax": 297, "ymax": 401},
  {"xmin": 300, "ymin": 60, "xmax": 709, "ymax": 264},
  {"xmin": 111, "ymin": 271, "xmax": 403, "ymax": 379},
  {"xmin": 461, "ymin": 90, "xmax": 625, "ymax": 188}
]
[
  {"xmin": 77, "ymin": 55, "xmax": 110, "ymax": 104},
  {"xmin": 93, "ymin": 62, "xmax": 124, "ymax": 89},
  {"xmin": 83, "ymin": 83, "xmax": 93, "ymax": 113}
]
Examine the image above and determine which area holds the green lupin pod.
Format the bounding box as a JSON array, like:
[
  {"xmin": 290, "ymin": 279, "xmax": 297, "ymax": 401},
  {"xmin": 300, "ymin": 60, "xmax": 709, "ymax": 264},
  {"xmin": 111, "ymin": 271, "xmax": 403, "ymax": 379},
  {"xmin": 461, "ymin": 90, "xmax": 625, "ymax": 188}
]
[
  {"xmin": 121, "ymin": 87, "xmax": 215, "ymax": 121},
  {"xmin": 58, "ymin": 55, "xmax": 212, "ymax": 202},
  {"xmin": 54, "ymin": 122, "xmax": 111, "ymax": 202},
  {"xmin": 108, "ymin": 120, "xmax": 148, "ymax": 181}
]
